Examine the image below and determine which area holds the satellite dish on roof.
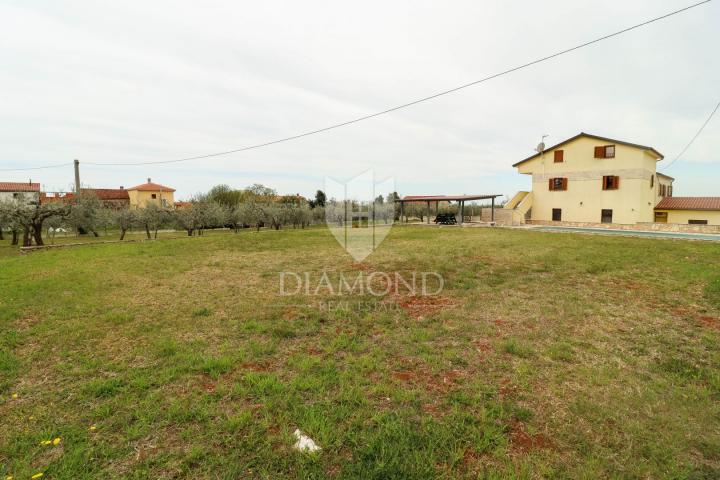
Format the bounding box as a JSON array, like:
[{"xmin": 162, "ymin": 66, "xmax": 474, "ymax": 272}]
[{"xmin": 535, "ymin": 134, "xmax": 549, "ymax": 153}]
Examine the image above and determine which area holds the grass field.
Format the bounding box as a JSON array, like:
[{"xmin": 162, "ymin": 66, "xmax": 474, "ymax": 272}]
[{"xmin": 1, "ymin": 226, "xmax": 719, "ymax": 479}]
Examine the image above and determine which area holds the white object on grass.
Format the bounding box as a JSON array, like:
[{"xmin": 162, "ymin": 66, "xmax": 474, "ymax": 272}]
[{"xmin": 293, "ymin": 429, "xmax": 321, "ymax": 453}]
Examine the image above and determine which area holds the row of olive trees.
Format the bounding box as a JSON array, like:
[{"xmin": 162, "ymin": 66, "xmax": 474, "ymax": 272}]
[{"xmin": 0, "ymin": 183, "xmax": 390, "ymax": 247}]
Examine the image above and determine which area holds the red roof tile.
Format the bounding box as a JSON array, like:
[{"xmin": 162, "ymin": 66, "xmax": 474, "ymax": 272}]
[
  {"xmin": 655, "ymin": 197, "xmax": 720, "ymax": 211},
  {"xmin": 0, "ymin": 182, "xmax": 40, "ymax": 192},
  {"xmin": 82, "ymin": 188, "xmax": 129, "ymax": 200},
  {"xmin": 127, "ymin": 182, "xmax": 175, "ymax": 192}
]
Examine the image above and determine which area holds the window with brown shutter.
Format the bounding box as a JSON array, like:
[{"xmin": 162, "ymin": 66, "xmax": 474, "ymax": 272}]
[
  {"xmin": 602, "ymin": 176, "xmax": 620, "ymax": 190},
  {"xmin": 594, "ymin": 145, "xmax": 616, "ymax": 158},
  {"xmin": 554, "ymin": 150, "xmax": 564, "ymax": 163},
  {"xmin": 667, "ymin": 186, "xmax": 673, "ymax": 197},
  {"xmin": 549, "ymin": 178, "xmax": 567, "ymax": 191},
  {"xmin": 650, "ymin": 175, "xmax": 654, "ymax": 188}
]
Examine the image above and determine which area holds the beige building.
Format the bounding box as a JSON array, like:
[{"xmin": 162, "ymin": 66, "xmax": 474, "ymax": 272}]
[
  {"xmin": 127, "ymin": 179, "xmax": 175, "ymax": 208},
  {"xmin": 506, "ymin": 133, "xmax": 720, "ymax": 226}
]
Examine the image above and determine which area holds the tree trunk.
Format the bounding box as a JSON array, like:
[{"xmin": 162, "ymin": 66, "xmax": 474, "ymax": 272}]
[
  {"xmin": 11, "ymin": 230, "xmax": 19, "ymax": 245},
  {"xmin": 92, "ymin": 230, "xmax": 99, "ymax": 238},
  {"xmin": 0, "ymin": 227, "xmax": 4, "ymax": 241},
  {"xmin": 120, "ymin": 228, "xmax": 127, "ymax": 241},
  {"xmin": 22, "ymin": 227, "xmax": 32, "ymax": 247},
  {"xmin": 145, "ymin": 224, "xmax": 151, "ymax": 239},
  {"xmin": 154, "ymin": 229, "xmax": 158, "ymax": 239},
  {"xmin": 187, "ymin": 229, "xmax": 193, "ymax": 236},
  {"xmin": 32, "ymin": 223, "xmax": 44, "ymax": 246}
]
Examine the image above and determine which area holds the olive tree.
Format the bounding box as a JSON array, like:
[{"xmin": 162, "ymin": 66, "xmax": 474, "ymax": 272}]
[
  {"xmin": 4, "ymin": 201, "xmax": 70, "ymax": 247},
  {"xmin": 115, "ymin": 209, "xmax": 137, "ymax": 240},
  {"xmin": 68, "ymin": 191, "xmax": 103, "ymax": 236},
  {"xmin": 138, "ymin": 203, "xmax": 171, "ymax": 239}
]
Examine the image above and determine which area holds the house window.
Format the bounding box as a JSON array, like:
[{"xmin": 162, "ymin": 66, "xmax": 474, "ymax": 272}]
[
  {"xmin": 151, "ymin": 193, "xmax": 157, "ymax": 199},
  {"xmin": 549, "ymin": 178, "xmax": 567, "ymax": 191},
  {"xmin": 602, "ymin": 176, "xmax": 620, "ymax": 190},
  {"xmin": 650, "ymin": 175, "xmax": 654, "ymax": 188},
  {"xmin": 594, "ymin": 145, "xmax": 616, "ymax": 158},
  {"xmin": 660, "ymin": 184, "xmax": 666, "ymax": 197},
  {"xmin": 689, "ymin": 219, "xmax": 708, "ymax": 225},
  {"xmin": 552, "ymin": 208, "xmax": 562, "ymax": 221},
  {"xmin": 654, "ymin": 212, "xmax": 667, "ymax": 223},
  {"xmin": 667, "ymin": 186, "xmax": 673, "ymax": 197},
  {"xmin": 601, "ymin": 209, "xmax": 613, "ymax": 223},
  {"xmin": 554, "ymin": 150, "xmax": 564, "ymax": 163}
]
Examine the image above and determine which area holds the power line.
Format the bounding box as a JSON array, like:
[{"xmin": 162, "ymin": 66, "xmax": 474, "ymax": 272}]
[
  {"xmin": 1, "ymin": 0, "xmax": 713, "ymax": 172},
  {"xmin": 0, "ymin": 162, "xmax": 73, "ymax": 172},
  {"xmin": 661, "ymin": 100, "xmax": 719, "ymax": 171}
]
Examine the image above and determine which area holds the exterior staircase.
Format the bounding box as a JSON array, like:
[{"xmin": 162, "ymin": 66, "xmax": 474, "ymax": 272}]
[{"xmin": 503, "ymin": 191, "xmax": 533, "ymax": 225}]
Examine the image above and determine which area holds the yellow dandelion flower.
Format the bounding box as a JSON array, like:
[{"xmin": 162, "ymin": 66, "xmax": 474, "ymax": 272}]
[
  {"xmin": 6, "ymin": 475, "xmax": 14, "ymax": 480},
  {"xmin": 40, "ymin": 440, "xmax": 51, "ymax": 446},
  {"xmin": 89, "ymin": 425, "xmax": 97, "ymax": 431},
  {"xmin": 31, "ymin": 474, "xmax": 44, "ymax": 479},
  {"xmin": 52, "ymin": 437, "xmax": 61, "ymax": 445},
  {"xmin": 28, "ymin": 416, "xmax": 35, "ymax": 421},
  {"xmin": 11, "ymin": 393, "xmax": 18, "ymax": 399}
]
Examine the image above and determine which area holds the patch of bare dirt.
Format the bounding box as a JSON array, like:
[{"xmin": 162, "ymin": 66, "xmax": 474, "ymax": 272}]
[
  {"xmin": 509, "ymin": 422, "xmax": 554, "ymax": 454},
  {"xmin": 498, "ymin": 378, "xmax": 519, "ymax": 399},
  {"xmin": 698, "ymin": 316, "xmax": 720, "ymax": 330},
  {"xmin": 240, "ymin": 362, "xmax": 270, "ymax": 372},
  {"xmin": 396, "ymin": 296, "xmax": 454, "ymax": 320}
]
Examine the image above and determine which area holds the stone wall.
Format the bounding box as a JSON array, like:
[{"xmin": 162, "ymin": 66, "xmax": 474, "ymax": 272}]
[{"xmin": 526, "ymin": 220, "xmax": 720, "ymax": 234}]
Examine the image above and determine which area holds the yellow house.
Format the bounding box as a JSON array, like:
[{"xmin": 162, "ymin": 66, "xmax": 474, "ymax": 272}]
[
  {"xmin": 127, "ymin": 178, "xmax": 176, "ymax": 209},
  {"xmin": 508, "ymin": 132, "xmax": 720, "ymax": 226}
]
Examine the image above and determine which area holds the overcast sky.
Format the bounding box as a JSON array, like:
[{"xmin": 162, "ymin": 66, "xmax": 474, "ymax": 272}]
[{"xmin": 1, "ymin": 0, "xmax": 718, "ymax": 201}]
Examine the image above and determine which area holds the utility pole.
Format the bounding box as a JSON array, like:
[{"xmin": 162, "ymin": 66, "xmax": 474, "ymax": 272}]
[{"xmin": 74, "ymin": 159, "xmax": 81, "ymax": 193}]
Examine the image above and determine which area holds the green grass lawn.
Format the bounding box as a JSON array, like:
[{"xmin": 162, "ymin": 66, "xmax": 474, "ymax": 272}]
[{"xmin": 1, "ymin": 226, "xmax": 719, "ymax": 479}]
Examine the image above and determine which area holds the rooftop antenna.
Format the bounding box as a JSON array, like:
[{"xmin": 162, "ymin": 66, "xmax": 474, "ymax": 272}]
[{"xmin": 535, "ymin": 134, "xmax": 549, "ymax": 153}]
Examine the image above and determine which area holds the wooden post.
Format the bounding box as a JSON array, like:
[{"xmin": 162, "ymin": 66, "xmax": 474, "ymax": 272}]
[
  {"xmin": 400, "ymin": 201, "xmax": 404, "ymax": 223},
  {"xmin": 491, "ymin": 197, "xmax": 495, "ymax": 223},
  {"xmin": 426, "ymin": 201, "xmax": 430, "ymax": 224},
  {"xmin": 460, "ymin": 201, "xmax": 464, "ymax": 225}
]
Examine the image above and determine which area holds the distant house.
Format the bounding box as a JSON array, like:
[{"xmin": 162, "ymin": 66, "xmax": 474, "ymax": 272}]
[
  {"xmin": 0, "ymin": 182, "xmax": 40, "ymax": 204},
  {"xmin": 40, "ymin": 187, "xmax": 130, "ymax": 209},
  {"xmin": 127, "ymin": 179, "xmax": 175, "ymax": 208},
  {"xmin": 88, "ymin": 188, "xmax": 130, "ymax": 209},
  {"xmin": 508, "ymin": 132, "xmax": 720, "ymax": 226}
]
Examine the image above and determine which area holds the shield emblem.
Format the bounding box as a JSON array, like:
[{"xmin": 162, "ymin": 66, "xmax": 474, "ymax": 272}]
[{"xmin": 324, "ymin": 170, "xmax": 395, "ymax": 262}]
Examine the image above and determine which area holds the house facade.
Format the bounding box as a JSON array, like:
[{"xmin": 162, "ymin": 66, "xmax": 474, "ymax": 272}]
[
  {"xmin": 0, "ymin": 182, "xmax": 41, "ymax": 204},
  {"xmin": 508, "ymin": 133, "xmax": 720, "ymax": 226},
  {"xmin": 127, "ymin": 179, "xmax": 175, "ymax": 208}
]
